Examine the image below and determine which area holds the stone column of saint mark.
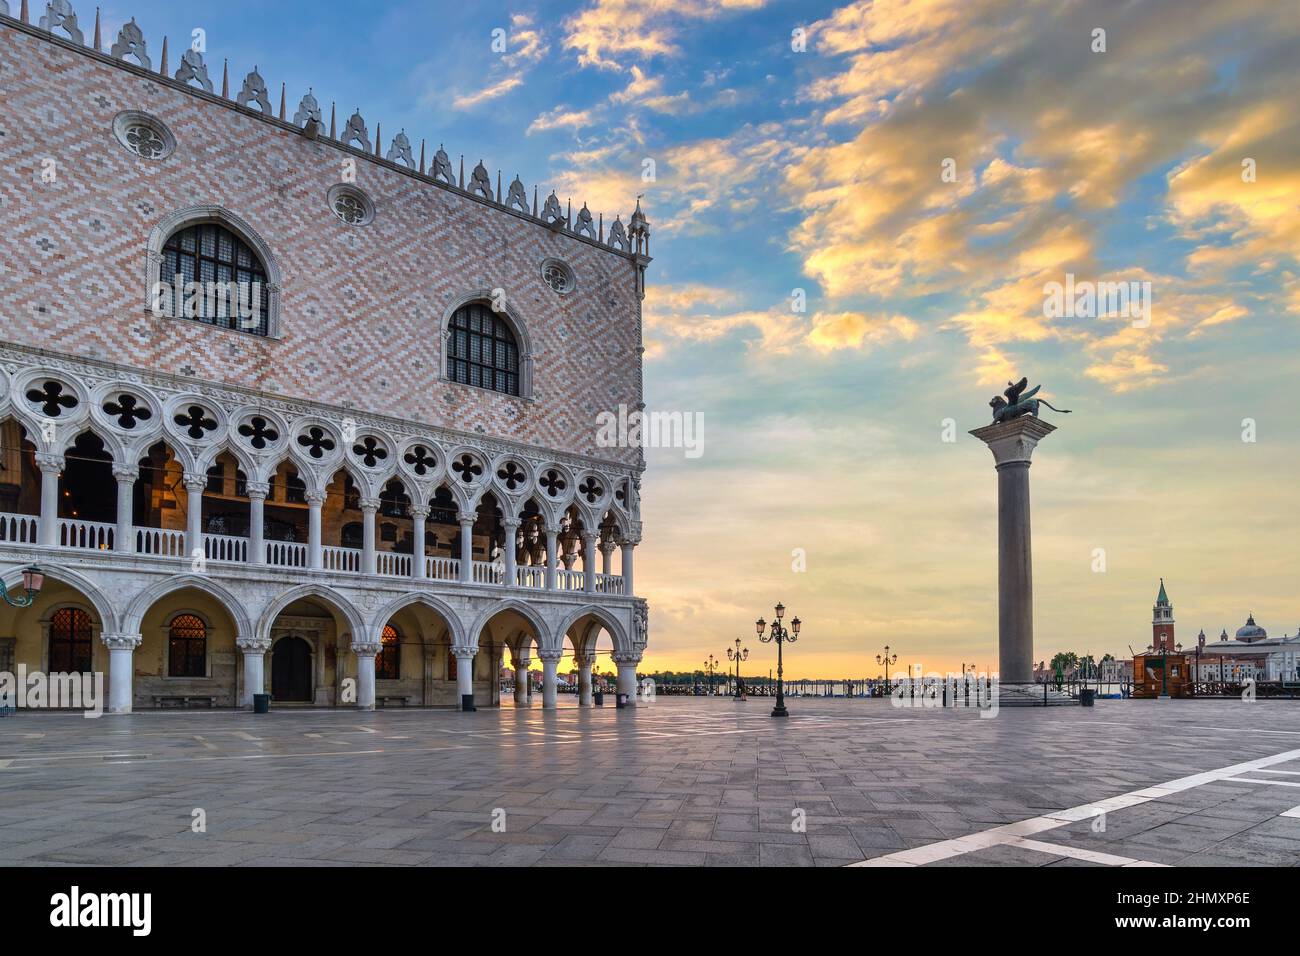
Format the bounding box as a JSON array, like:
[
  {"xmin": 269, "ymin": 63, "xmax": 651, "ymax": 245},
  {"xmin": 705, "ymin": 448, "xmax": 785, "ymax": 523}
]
[{"xmin": 969, "ymin": 416, "xmax": 1055, "ymax": 695}]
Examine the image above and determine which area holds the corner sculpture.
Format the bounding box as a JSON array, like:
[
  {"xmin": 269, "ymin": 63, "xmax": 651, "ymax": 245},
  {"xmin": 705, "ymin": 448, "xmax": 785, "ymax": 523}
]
[{"xmin": 989, "ymin": 377, "xmax": 1071, "ymax": 423}]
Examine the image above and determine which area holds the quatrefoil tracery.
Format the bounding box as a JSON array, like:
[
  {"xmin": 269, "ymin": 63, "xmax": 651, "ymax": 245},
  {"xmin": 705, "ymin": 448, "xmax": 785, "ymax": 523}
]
[
  {"xmin": 103, "ymin": 394, "xmax": 152, "ymax": 429},
  {"xmin": 26, "ymin": 381, "xmax": 79, "ymax": 418},
  {"xmin": 496, "ymin": 461, "xmax": 527, "ymax": 491},
  {"xmin": 578, "ymin": 476, "xmax": 604, "ymax": 503},
  {"xmin": 237, "ymin": 416, "xmax": 279, "ymax": 449},
  {"xmin": 296, "ymin": 426, "xmax": 335, "ymax": 459},
  {"xmin": 404, "ymin": 445, "xmax": 436, "ymax": 476},
  {"xmin": 452, "ymin": 454, "xmax": 483, "ymax": 484},
  {"xmin": 540, "ymin": 469, "xmax": 567, "ymax": 498},
  {"xmin": 174, "ymin": 404, "xmax": 217, "ymax": 439},
  {"xmin": 352, "ymin": 435, "xmax": 389, "ymax": 468}
]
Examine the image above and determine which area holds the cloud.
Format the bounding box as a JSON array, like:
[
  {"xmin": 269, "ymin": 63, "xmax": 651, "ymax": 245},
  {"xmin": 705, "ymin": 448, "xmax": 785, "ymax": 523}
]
[
  {"xmin": 527, "ymin": 106, "xmax": 596, "ymax": 135},
  {"xmin": 563, "ymin": 0, "xmax": 768, "ymax": 71},
  {"xmin": 450, "ymin": 15, "xmax": 549, "ymax": 111}
]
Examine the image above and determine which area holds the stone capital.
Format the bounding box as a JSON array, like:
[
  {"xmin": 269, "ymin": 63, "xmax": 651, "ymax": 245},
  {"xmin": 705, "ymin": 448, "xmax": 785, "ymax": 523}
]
[
  {"xmin": 245, "ymin": 480, "xmax": 270, "ymax": 500},
  {"xmin": 351, "ymin": 641, "xmax": 381, "ymax": 658},
  {"xmin": 359, "ymin": 497, "xmax": 380, "ymax": 512},
  {"xmin": 36, "ymin": 453, "xmax": 65, "ymax": 473},
  {"xmin": 512, "ymin": 656, "xmax": 532, "ymax": 669},
  {"xmin": 112, "ymin": 465, "xmax": 139, "ymax": 482},
  {"xmin": 457, "ymin": 511, "xmax": 476, "ymax": 526},
  {"xmin": 574, "ymin": 654, "xmax": 596, "ymax": 668},
  {"xmin": 969, "ymin": 417, "xmax": 1056, "ymax": 468},
  {"xmin": 236, "ymin": 636, "xmax": 272, "ymax": 653},
  {"xmin": 450, "ymin": 644, "xmax": 477, "ymax": 659},
  {"xmin": 501, "ymin": 516, "xmax": 521, "ymax": 529},
  {"xmin": 100, "ymin": 632, "xmax": 142, "ymax": 651},
  {"xmin": 611, "ymin": 651, "xmax": 642, "ymax": 666},
  {"xmin": 408, "ymin": 505, "xmax": 430, "ymax": 520},
  {"xmin": 182, "ymin": 472, "xmax": 207, "ymax": 492},
  {"xmin": 536, "ymin": 648, "xmax": 565, "ymax": 663},
  {"xmin": 306, "ymin": 491, "xmax": 327, "ymax": 506}
]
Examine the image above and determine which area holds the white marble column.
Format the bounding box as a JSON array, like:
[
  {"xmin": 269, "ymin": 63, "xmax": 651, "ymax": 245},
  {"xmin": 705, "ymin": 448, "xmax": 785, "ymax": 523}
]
[
  {"xmin": 620, "ymin": 539, "xmax": 636, "ymax": 596},
  {"xmin": 539, "ymin": 649, "xmax": 562, "ymax": 709},
  {"xmin": 354, "ymin": 639, "xmax": 379, "ymax": 711},
  {"xmin": 582, "ymin": 531, "xmax": 597, "ymax": 593},
  {"xmin": 513, "ymin": 655, "xmax": 531, "ymax": 704},
  {"xmin": 183, "ymin": 473, "xmax": 206, "ymax": 561},
  {"xmin": 458, "ymin": 513, "xmax": 475, "ymax": 583},
  {"xmin": 576, "ymin": 654, "xmax": 595, "ymax": 707},
  {"xmin": 544, "ymin": 526, "xmax": 558, "ymax": 590},
  {"xmin": 113, "ymin": 466, "xmax": 137, "ymax": 553},
  {"xmin": 247, "ymin": 481, "xmax": 267, "ymax": 564},
  {"xmin": 502, "ymin": 518, "xmax": 519, "ymax": 587},
  {"xmin": 452, "ymin": 645, "xmax": 476, "ymax": 708},
  {"xmin": 102, "ymin": 633, "xmax": 142, "ymax": 715},
  {"xmin": 600, "ymin": 540, "xmax": 615, "ymax": 575},
  {"xmin": 613, "ymin": 652, "xmax": 641, "ymax": 706},
  {"xmin": 37, "ymin": 454, "xmax": 62, "ymax": 547},
  {"xmin": 236, "ymin": 636, "xmax": 270, "ymax": 707},
  {"xmin": 410, "ymin": 505, "xmax": 429, "ymax": 579},
  {"xmin": 307, "ymin": 491, "xmax": 325, "ymax": 570},
  {"xmin": 360, "ymin": 497, "xmax": 378, "ymax": 574},
  {"xmin": 970, "ymin": 417, "xmax": 1056, "ymax": 692}
]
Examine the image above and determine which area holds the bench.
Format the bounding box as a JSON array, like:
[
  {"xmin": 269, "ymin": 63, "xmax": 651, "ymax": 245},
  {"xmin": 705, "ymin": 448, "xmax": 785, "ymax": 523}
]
[
  {"xmin": 151, "ymin": 695, "xmax": 216, "ymax": 709},
  {"xmin": 376, "ymin": 695, "xmax": 409, "ymax": 708}
]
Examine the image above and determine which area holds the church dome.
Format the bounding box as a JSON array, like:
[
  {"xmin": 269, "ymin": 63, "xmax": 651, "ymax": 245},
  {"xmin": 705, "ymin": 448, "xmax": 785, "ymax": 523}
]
[{"xmin": 1235, "ymin": 614, "xmax": 1267, "ymax": 642}]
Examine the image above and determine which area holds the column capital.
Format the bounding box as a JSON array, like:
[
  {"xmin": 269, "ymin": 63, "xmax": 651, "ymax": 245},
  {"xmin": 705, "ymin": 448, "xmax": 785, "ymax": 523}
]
[
  {"xmin": 35, "ymin": 453, "xmax": 65, "ymax": 473},
  {"xmin": 536, "ymin": 647, "xmax": 565, "ymax": 663},
  {"xmin": 450, "ymin": 644, "xmax": 477, "ymax": 659},
  {"xmin": 182, "ymin": 473, "xmax": 207, "ymax": 492},
  {"xmin": 611, "ymin": 651, "xmax": 642, "ymax": 666},
  {"xmin": 306, "ymin": 491, "xmax": 327, "ymax": 506},
  {"xmin": 409, "ymin": 505, "xmax": 431, "ymax": 520},
  {"xmin": 501, "ymin": 516, "xmax": 521, "ymax": 529},
  {"xmin": 236, "ymin": 636, "xmax": 271, "ymax": 653},
  {"xmin": 351, "ymin": 641, "xmax": 381, "ymax": 658},
  {"xmin": 359, "ymin": 497, "xmax": 380, "ymax": 512},
  {"xmin": 599, "ymin": 539, "xmax": 617, "ymax": 555},
  {"xmin": 457, "ymin": 511, "xmax": 476, "ymax": 525},
  {"xmin": 512, "ymin": 655, "xmax": 532, "ymax": 669},
  {"xmin": 969, "ymin": 417, "xmax": 1056, "ymax": 467},
  {"xmin": 574, "ymin": 654, "xmax": 596, "ymax": 668},
  {"xmin": 619, "ymin": 534, "xmax": 641, "ymax": 548},
  {"xmin": 245, "ymin": 480, "xmax": 270, "ymax": 500},
  {"xmin": 580, "ymin": 530, "xmax": 598, "ymax": 545},
  {"xmin": 112, "ymin": 465, "xmax": 139, "ymax": 482},
  {"xmin": 101, "ymin": 632, "xmax": 142, "ymax": 651}
]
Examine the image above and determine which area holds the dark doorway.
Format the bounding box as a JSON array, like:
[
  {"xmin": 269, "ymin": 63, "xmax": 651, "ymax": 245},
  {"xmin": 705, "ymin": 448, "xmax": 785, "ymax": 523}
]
[{"xmin": 271, "ymin": 636, "xmax": 312, "ymax": 701}]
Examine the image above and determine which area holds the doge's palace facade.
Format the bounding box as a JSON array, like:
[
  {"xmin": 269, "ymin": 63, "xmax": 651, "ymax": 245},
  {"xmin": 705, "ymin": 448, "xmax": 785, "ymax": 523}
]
[{"xmin": 0, "ymin": 6, "xmax": 650, "ymax": 713}]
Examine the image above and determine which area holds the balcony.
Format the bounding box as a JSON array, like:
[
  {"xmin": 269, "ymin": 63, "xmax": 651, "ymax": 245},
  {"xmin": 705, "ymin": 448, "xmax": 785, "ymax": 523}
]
[{"xmin": 0, "ymin": 513, "xmax": 627, "ymax": 595}]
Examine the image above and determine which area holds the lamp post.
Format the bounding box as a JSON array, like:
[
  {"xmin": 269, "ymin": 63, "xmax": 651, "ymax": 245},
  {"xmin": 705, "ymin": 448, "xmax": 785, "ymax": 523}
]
[
  {"xmin": 1148, "ymin": 640, "xmax": 1182, "ymax": 699},
  {"xmin": 0, "ymin": 565, "xmax": 44, "ymax": 608},
  {"xmin": 726, "ymin": 638, "xmax": 748, "ymax": 699},
  {"xmin": 757, "ymin": 602, "xmax": 801, "ymax": 718},
  {"xmin": 703, "ymin": 654, "xmax": 720, "ymax": 696},
  {"xmin": 876, "ymin": 645, "xmax": 898, "ymax": 691}
]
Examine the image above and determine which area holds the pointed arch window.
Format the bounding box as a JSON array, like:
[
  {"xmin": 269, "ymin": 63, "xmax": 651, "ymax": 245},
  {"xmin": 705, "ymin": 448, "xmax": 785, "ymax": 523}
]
[
  {"xmin": 160, "ymin": 222, "xmax": 271, "ymax": 335},
  {"xmin": 377, "ymin": 624, "xmax": 400, "ymax": 680},
  {"xmin": 447, "ymin": 302, "xmax": 520, "ymax": 396}
]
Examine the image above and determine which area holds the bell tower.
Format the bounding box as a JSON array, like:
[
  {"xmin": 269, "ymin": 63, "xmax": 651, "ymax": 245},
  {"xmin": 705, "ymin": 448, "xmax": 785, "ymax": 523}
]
[{"xmin": 1152, "ymin": 578, "xmax": 1176, "ymax": 652}]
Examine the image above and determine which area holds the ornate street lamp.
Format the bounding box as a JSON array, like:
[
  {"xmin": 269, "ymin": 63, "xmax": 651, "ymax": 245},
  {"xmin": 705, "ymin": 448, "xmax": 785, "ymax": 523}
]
[
  {"xmin": 703, "ymin": 654, "xmax": 721, "ymax": 696},
  {"xmin": 876, "ymin": 645, "xmax": 898, "ymax": 690},
  {"xmin": 0, "ymin": 565, "xmax": 44, "ymax": 608},
  {"xmin": 757, "ymin": 602, "xmax": 800, "ymax": 718},
  {"xmin": 1147, "ymin": 640, "xmax": 1182, "ymax": 699},
  {"xmin": 726, "ymin": 637, "xmax": 748, "ymax": 699}
]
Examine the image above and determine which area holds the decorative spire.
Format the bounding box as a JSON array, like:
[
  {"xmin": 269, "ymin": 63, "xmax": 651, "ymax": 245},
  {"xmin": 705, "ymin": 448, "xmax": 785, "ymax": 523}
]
[
  {"xmin": 418, "ymin": 139, "xmax": 426, "ymax": 175},
  {"xmin": 20, "ymin": 0, "xmax": 28, "ymax": 24},
  {"xmin": 458, "ymin": 155, "xmax": 464, "ymax": 189},
  {"xmin": 373, "ymin": 122, "xmax": 381, "ymax": 156},
  {"xmin": 93, "ymin": 6, "xmax": 101, "ymax": 51},
  {"xmin": 159, "ymin": 36, "xmax": 168, "ymax": 76},
  {"xmin": 1156, "ymin": 578, "xmax": 1169, "ymax": 606},
  {"xmin": 329, "ymin": 102, "xmax": 336, "ymax": 139},
  {"xmin": 221, "ymin": 58, "xmax": 229, "ymax": 98},
  {"xmin": 279, "ymin": 83, "xmax": 286, "ymax": 121},
  {"xmin": 532, "ymin": 185, "xmax": 538, "ymax": 217}
]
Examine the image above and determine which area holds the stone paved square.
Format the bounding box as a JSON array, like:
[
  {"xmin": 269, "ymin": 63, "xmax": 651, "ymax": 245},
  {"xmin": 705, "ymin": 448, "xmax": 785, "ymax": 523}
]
[{"xmin": 1, "ymin": 697, "xmax": 1298, "ymax": 866}]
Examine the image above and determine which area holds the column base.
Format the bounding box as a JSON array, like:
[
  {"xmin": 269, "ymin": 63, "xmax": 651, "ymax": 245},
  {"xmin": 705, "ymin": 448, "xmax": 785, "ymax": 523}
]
[
  {"xmin": 997, "ymin": 682, "xmax": 1078, "ymax": 707},
  {"xmin": 771, "ymin": 703, "xmax": 788, "ymax": 717}
]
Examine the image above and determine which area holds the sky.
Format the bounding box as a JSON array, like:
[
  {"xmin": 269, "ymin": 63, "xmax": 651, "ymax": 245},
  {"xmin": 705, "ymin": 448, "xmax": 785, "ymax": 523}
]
[{"xmin": 92, "ymin": 0, "xmax": 1299, "ymax": 679}]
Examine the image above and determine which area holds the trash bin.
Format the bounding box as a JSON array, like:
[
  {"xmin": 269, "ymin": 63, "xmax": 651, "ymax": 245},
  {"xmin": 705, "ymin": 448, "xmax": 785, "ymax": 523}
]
[
  {"xmin": 253, "ymin": 693, "xmax": 270, "ymax": 714},
  {"xmin": 593, "ymin": 691, "xmax": 604, "ymax": 707},
  {"xmin": 616, "ymin": 693, "xmax": 629, "ymax": 709},
  {"xmin": 1079, "ymin": 688, "xmax": 1095, "ymax": 707},
  {"xmin": 461, "ymin": 693, "xmax": 476, "ymax": 712}
]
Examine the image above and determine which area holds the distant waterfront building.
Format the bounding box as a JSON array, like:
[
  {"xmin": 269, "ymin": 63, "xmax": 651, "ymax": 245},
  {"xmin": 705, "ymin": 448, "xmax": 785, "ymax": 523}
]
[{"xmin": 1191, "ymin": 616, "xmax": 1300, "ymax": 683}]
